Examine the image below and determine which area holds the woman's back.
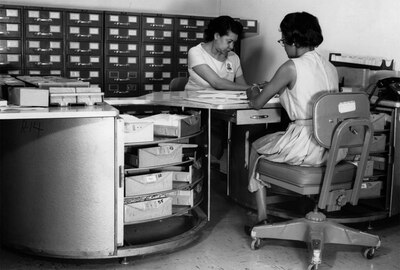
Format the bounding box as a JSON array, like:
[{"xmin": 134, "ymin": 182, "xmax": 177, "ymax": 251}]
[{"xmin": 280, "ymin": 50, "xmax": 339, "ymax": 121}]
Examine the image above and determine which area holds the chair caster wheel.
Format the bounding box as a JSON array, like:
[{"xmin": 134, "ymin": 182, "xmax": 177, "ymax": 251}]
[
  {"xmin": 250, "ymin": 238, "xmax": 261, "ymax": 250},
  {"xmin": 119, "ymin": 257, "xmax": 129, "ymax": 265},
  {"xmin": 363, "ymin": 247, "xmax": 375, "ymax": 259},
  {"xmin": 307, "ymin": 264, "xmax": 317, "ymax": 270}
]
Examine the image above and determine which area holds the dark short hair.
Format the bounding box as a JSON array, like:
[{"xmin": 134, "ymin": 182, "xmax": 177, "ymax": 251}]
[
  {"xmin": 280, "ymin": 12, "xmax": 323, "ymax": 47},
  {"xmin": 204, "ymin": 15, "xmax": 243, "ymax": 42}
]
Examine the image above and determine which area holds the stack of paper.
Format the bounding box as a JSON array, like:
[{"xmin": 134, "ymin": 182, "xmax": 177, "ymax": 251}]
[{"xmin": 185, "ymin": 89, "xmax": 249, "ymax": 105}]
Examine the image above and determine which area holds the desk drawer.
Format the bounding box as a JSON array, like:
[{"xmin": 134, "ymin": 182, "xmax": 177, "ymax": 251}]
[{"xmin": 236, "ymin": 108, "xmax": 281, "ymax": 125}]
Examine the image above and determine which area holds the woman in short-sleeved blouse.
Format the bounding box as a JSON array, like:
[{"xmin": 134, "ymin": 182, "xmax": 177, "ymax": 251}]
[{"xmin": 184, "ymin": 16, "xmax": 250, "ymax": 91}]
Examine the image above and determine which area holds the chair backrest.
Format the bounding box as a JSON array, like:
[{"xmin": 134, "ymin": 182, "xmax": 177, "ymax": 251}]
[
  {"xmin": 313, "ymin": 92, "xmax": 371, "ymax": 148},
  {"xmin": 169, "ymin": 77, "xmax": 188, "ymax": 91},
  {"xmin": 313, "ymin": 92, "xmax": 374, "ymax": 209}
]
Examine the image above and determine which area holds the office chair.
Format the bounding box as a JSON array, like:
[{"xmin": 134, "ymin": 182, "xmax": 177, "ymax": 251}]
[
  {"xmin": 250, "ymin": 92, "xmax": 381, "ymax": 270},
  {"xmin": 169, "ymin": 77, "xmax": 188, "ymax": 91}
]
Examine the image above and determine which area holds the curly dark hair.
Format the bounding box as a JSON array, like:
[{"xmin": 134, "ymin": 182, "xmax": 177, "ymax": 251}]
[
  {"xmin": 280, "ymin": 12, "xmax": 323, "ymax": 47},
  {"xmin": 204, "ymin": 15, "xmax": 243, "ymax": 42}
]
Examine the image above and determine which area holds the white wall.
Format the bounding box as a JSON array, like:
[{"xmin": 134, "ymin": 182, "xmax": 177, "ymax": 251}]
[
  {"xmin": 222, "ymin": 0, "xmax": 400, "ymax": 82},
  {"xmin": 2, "ymin": 0, "xmax": 221, "ymax": 16},
  {"xmin": 4, "ymin": 0, "xmax": 400, "ymax": 83}
]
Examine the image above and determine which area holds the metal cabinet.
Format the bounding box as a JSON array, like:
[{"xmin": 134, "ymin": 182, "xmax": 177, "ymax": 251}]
[
  {"xmin": 0, "ymin": 5, "xmax": 23, "ymax": 75},
  {"xmin": 369, "ymin": 104, "xmax": 400, "ymax": 218},
  {"xmin": 141, "ymin": 14, "xmax": 175, "ymax": 93},
  {"xmin": 104, "ymin": 11, "xmax": 141, "ymax": 97},
  {"xmin": 24, "ymin": 7, "xmax": 64, "ymax": 76},
  {"xmin": 2, "ymin": 4, "xmax": 257, "ymax": 98},
  {"xmin": 174, "ymin": 16, "xmax": 210, "ymax": 78},
  {"xmin": 65, "ymin": 9, "xmax": 104, "ymax": 88}
]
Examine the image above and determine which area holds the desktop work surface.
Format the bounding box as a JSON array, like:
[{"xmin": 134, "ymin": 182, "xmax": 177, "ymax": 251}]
[{"xmin": 105, "ymin": 90, "xmax": 281, "ymax": 110}]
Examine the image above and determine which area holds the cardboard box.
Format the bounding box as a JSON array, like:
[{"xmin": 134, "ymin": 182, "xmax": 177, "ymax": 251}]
[
  {"xmin": 125, "ymin": 171, "xmax": 173, "ymax": 196},
  {"xmin": 171, "ymin": 164, "xmax": 202, "ymax": 184},
  {"xmin": 170, "ymin": 181, "xmax": 203, "ymax": 207},
  {"xmin": 144, "ymin": 112, "xmax": 201, "ymax": 137},
  {"xmin": 8, "ymin": 87, "xmax": 49, "ymax": 107},
  {"xmin": 127, "ymin": 144, "xmax": 184, "ymax": 167},
  {"xmin": 124, "ymin": 195, "xmax": 172, "ymax": 222},
  {"xmin": 349, "ymin": 135, "xmax": 386, "ymax": 154},
  {"xmin": 371, "ymin": 156, "xmax": 386, "ymax": 170},
  {"xmin": 350, "ymin": 160, "xmax": 374, "ymax": 177},
  {"xmin": 359, "ymin": 181, "xmax": 382, "ymax": 199},
  {"xmin": 120, "ymin": 114, "xmax": 154, "ymax": 143},
  {"xmin": 370, "ymin": 113, "xmax": 387, "ymax": 131}
]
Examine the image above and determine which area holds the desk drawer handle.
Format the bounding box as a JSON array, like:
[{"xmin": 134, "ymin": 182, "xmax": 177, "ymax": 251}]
[{"xmin": 250, "ymin": 115, "xmax": 269, "ymax": 119}]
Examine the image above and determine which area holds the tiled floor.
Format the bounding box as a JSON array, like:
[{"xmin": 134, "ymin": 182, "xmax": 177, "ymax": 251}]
[{"xmin": 1, "ymin": 172, "xmax": 400, "ymax": 270}]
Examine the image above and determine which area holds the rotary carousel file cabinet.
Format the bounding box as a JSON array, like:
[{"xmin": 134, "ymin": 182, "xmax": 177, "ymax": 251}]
[{"xmin": 0, "ymin": 104, "xmax": 207, "ymax": 261}]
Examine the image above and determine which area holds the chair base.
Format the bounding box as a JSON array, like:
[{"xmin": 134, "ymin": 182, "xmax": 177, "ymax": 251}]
[{"xmin": 250, "ymin": 211, "xmax": 381, "ymax": 269}]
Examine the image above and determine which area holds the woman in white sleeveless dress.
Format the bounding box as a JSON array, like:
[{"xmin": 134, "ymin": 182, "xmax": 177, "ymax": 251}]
[{"xmin": 246, "ymin": 12, "xmax": 347, "ymax": 226}]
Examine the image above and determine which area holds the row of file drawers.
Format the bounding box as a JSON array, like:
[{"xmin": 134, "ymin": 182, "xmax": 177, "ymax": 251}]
[{"xmin": 1, "ymin": 5, "xmax": 257, "ymax": 96}]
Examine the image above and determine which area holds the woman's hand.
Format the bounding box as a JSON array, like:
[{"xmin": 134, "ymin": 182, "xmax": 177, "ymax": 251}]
[{"xmin": 246, "ymin": 84, "xmax": 261, "ymax": 100}]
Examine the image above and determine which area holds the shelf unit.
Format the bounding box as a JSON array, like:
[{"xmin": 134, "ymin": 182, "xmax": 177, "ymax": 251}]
[{"xmin": 117, "ymin": 108, "xmax": 208, "ymax": 258}]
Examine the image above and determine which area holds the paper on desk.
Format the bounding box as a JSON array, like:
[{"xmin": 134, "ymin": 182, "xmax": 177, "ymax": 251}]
[
  {"xmin": 185, "ymin": 97, "xmax": 248, "ymax": 105},
  {"xmin": 195, "ymin": 89, "xmax": 247, "ymax": 100},
  {"xmin": 197, "ymin": 89, "xmax": 246, "ymax": 97}
]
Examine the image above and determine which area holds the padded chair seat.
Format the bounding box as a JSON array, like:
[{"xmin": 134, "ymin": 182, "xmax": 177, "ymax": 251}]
[{"xmin": 257, "ymin": 159, "xmax": 357, "ymax": 188}]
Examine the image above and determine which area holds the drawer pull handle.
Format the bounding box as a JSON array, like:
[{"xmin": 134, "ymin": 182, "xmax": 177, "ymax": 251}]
[
  {"xmin": 150, "ymin": 37, "xmax": 165, "ymax": 40},
  {"xmin": 77, "ymin": 20, "xmax": 92, "ymax": 24},
  {"xmin": 115, "ymin": 22, "xmax": 129, "ymax": 26},
  {"xmin": 36, "ymin": 62, "xmax": 53, "ymax": 66},
  {"xmin": 35, "ymin": 48, "xmax": 53, "ymax": 52},
  {"xmin": 77, "ymin": 63, "xmax": 92, "ymax": 66},
  {"xmin": 75, "ymin": 49, "xmax": 91, "ymax": 53},
  {"xmin": 150, "ymin": 24, "xmax": 165, "ymax": 28},
  {"xmin": 76, "ymin": 34, "xmax": 92, "ymax": 38},
  {"xmin": 250, "ymin": 115, "xmax": 269, "ymax": 119},
  {"xmin": 35, "ymin": 18, "xmax": 53, "ymax": 22},
  {"xmin": 35, "ymin": 32, "xmax": 53, "ymax": 36},
  {"xmin": 115, "ymin": 50, "xmax": 130, "ymax": 54}
]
